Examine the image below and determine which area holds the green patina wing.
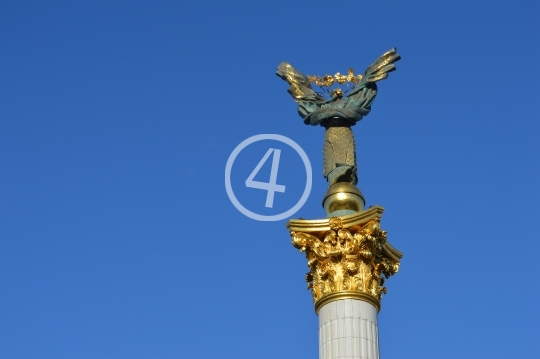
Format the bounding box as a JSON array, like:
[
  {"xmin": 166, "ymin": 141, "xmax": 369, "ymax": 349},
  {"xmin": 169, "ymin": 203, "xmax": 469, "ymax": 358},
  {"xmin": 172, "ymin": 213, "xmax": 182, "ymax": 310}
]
[
  {"xmin": 362, "ymin": 48, "xmax": 401, "ymax": 83},
  {"xmin": 276, "ymin": 62, "xmax": 324, "ymax": 102}
]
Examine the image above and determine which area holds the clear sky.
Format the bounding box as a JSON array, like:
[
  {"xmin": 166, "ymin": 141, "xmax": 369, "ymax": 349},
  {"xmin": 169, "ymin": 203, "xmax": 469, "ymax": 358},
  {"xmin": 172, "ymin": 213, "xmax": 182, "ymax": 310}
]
[{"xmin": 1, "ymin": 1, "xmax": 539, "ymax": 358}]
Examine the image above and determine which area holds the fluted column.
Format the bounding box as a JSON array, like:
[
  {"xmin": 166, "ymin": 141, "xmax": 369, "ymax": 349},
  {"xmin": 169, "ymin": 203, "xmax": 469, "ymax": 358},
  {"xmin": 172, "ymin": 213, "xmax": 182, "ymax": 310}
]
[{"xmin": 319, "ymin": 299, "xmax": 379, "ymax": 359}]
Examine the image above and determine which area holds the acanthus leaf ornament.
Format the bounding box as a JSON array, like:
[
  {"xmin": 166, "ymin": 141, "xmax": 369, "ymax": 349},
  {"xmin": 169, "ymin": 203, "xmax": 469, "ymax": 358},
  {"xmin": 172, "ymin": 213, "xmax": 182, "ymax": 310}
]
[{"xmin": 289, "ymin": 211, "xmax": 401, "ymax": 311}]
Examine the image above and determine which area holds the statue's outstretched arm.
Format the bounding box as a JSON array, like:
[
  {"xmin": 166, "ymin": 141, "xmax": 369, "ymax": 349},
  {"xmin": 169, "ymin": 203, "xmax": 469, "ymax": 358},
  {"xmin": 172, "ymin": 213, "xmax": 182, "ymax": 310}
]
[
  {"xmin": 364, "ymin": 48, "xmax": 401, "ymax": 82},
  {"xmin": 276, "ymin": 62, "xmax": 324, "ymax": 103},
  {"xmin": 346, "ymin": 48, "xmax": 401, "ymax": 98}
]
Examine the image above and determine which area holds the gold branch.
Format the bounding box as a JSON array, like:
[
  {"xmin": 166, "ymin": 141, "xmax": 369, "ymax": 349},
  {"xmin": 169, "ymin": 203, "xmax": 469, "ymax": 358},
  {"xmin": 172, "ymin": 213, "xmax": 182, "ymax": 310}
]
[{"xmin": 308, "ymin": 68, "xmax": 363, "ymax": 87}]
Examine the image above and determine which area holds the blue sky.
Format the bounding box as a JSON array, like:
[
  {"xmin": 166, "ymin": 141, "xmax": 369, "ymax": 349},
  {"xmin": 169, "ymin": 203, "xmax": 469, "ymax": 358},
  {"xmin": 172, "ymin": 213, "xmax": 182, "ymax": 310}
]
[{"xmin": 1, "ymin": 1, "xmax": 539, "ymax": 358}]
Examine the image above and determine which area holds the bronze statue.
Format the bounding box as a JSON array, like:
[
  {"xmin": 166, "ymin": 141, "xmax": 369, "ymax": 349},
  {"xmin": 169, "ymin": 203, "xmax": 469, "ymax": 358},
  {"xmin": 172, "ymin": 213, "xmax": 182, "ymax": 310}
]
[{"xmin": 277, "ymin": 48, "xmax": 401, "ymax": 187}]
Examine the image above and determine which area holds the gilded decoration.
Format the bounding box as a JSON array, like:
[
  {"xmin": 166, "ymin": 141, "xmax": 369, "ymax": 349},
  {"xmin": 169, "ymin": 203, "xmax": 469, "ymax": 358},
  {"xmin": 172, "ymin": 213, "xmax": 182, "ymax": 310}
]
[
  {"xmin": 289, "ymin": 211, "xmax": 401, "ymax": 310},
  {"xmin": 279, "ymin": 49, "xmax": 403, "ymax": 312}
]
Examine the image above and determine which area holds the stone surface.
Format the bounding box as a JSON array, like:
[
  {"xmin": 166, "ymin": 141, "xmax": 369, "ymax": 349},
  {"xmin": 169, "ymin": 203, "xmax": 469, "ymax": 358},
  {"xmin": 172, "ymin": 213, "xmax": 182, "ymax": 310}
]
[{"xmin": 318, "ymin": 299, "xmax": 379, "ymax": 359}]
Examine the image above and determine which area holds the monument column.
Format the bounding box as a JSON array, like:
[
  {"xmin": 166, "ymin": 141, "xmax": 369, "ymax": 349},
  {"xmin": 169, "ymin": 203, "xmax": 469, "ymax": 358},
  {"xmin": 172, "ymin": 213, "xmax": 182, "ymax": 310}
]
[{"xmin": 277, "ymin": 48, "xmax": 403, "ymax": 359}]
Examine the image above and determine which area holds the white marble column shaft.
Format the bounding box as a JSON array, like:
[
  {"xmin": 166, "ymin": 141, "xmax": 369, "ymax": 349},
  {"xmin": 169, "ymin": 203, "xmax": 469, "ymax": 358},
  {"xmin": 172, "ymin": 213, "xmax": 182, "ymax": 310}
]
[{"xmin": 318, "ymin": 299, "xmax": 379, "ymax": 359}]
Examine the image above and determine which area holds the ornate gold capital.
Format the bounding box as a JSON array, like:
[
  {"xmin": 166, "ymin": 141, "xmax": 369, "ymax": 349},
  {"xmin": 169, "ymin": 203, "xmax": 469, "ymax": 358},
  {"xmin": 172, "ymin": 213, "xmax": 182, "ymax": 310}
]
[{"xmin": 287, "ymin": 207, "xmax": 402, "ymax": 312}]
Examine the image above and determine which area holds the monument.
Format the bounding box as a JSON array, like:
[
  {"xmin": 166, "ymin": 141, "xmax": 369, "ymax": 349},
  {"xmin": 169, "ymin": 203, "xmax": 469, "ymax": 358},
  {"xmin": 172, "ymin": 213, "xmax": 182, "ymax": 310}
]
[{"xmin": 277, "ymin": 48, "xmax": 403, "ymax": 359}]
